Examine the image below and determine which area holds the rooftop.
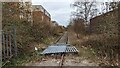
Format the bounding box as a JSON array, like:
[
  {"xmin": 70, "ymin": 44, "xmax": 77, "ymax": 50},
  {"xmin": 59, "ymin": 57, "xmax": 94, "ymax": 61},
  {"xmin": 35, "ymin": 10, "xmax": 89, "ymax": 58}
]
[{"xmin": 32, "ymin": 5, "xmax": 51, "ymax": 17}]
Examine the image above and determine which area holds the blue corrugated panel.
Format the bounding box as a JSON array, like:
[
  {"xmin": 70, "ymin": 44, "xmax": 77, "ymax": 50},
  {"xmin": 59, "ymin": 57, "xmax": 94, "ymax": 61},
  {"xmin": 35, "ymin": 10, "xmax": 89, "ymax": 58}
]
[{"xmin": 42, "ymin": 45, "xmax": 67, "ymax": 54}]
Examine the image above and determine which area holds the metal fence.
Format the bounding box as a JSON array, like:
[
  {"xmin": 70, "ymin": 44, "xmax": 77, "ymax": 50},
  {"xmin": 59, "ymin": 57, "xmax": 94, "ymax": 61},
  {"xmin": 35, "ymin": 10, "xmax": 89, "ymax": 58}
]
[{"xmin": 2, "ymin": 29, "xmax": 17, "ymax": 66}]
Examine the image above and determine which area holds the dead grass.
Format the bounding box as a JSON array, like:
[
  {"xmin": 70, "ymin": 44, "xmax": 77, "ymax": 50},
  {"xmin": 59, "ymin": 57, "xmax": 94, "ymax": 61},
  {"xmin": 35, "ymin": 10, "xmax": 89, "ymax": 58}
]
[{"xmin": 68, "ymin": 31, "xmax": 99, "ymax": 64}]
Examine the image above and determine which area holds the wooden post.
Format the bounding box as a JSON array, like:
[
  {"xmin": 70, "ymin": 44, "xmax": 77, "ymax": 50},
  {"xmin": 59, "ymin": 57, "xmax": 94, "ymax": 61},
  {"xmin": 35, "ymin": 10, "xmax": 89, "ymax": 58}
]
[
  {"xmin": 13, "ymin": 27, "xmax": 17, "ymax": 57},
  {"xmin": 2, "ymin": 33, "xmax": 5, "ymax": 60},
  {"xmin": 9, "ymin": 33, "xmax": 12, "ymax": 57},
  {"xmin": 6, "ymin": 33, "xmax": 9, "ymax": 58}
]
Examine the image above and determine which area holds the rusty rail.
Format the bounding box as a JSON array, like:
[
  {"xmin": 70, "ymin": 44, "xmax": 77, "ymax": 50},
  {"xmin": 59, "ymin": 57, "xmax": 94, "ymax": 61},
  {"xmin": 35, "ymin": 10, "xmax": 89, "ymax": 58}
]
[
  {"xmin": 59, "ymin": 54, "xmax": 65, "ymax": 67},
  {"xmin": 55, "ymin": 33, "xmax": 64, "ymax": 44}
]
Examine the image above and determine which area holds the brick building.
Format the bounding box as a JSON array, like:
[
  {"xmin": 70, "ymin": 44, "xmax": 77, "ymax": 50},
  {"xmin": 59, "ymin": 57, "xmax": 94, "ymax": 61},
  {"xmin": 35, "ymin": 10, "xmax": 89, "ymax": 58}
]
[
  {"xmin": 32, "ymin": 5, "xmax": 51, "ymax": 24},
  {"xmin": 51, "ymin": 21, "xmax": 59, "ymax": 27},
  {"xmin": 51, "ymin": 21, "xmax": 65, "ymax": 33}
]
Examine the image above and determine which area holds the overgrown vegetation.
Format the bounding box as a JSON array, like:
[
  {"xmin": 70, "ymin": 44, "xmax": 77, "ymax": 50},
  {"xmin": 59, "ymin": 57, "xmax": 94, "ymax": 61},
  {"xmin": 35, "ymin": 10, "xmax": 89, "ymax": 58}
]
[
  {"xmin": 68, "ymin": 1, "xmax": 120, "ymax": 66},
  {"xmin": 2, "ymin": 2, "xmax": 64, "ymax": 66}
]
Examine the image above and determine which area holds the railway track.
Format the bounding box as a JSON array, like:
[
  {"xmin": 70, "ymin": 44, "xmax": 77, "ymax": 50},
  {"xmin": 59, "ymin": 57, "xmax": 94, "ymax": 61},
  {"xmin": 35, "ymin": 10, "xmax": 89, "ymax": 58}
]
[
  {"xmin": 25, "ymin": 31, "xmax": 97, "ymax": 66},
  {"xmin": 38, "ymin": 31, "xmax": 79, "ymax": 66},
  {"xmin": 41, "ymin": 32, "xmax": 69, "ymax": 66},
  {"xmin": 56, "ymin": 32, "xmax": 68, "ymax": 67},
  {"xmin": 56, "ymin": 31, "xmax": 68, "ymax": 44}
]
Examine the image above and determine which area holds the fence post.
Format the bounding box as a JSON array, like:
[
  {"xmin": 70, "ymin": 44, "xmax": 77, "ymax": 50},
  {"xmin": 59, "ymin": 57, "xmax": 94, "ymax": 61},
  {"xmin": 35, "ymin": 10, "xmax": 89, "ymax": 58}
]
[
  {"xmin": 9, "ymin": 33, "xmax": 12, "ymax": 57},
  {"xmin": 2, "ymin": 32, "xmax": 5, "ymax": 60},
  {"xmin": 6, "ymin": 33, "xmax": 9, "ymax": 58},
  {"xmin": 13, "ymin": 27, "xmax": 17, "ymax": 57}
]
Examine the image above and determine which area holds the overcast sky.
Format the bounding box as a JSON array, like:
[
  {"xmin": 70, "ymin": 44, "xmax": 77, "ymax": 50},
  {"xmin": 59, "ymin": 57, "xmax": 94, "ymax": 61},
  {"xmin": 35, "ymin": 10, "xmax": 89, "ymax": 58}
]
[
  {"xmin": 32, "ymin": 0, "xmax": 74, "ymax": 27},
  {"xmin": 31, "ymin": 0, "xmax": 119, "ymax": 27}
]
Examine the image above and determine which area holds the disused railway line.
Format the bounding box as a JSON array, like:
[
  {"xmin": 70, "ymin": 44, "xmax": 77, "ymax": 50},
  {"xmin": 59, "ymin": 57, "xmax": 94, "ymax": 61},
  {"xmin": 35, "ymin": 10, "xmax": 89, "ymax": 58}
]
[
  {"xmin": 56, "ymin": 31, "xmax": 68, "ymax": 44},
  {"xmin": 42, "ymin": 31, "xmax": 78, "ymax": 67},
  {"xmin": 57, "ymin": 32, "xmax": 68, "ymax": 67}
]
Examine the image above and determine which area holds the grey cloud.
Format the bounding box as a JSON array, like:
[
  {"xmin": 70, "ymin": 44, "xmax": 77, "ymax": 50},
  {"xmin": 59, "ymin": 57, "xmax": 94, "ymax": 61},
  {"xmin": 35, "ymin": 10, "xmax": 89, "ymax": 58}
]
[{"xmin": 32, "ymin": 0, "xmax": 72, "ymax": 26}]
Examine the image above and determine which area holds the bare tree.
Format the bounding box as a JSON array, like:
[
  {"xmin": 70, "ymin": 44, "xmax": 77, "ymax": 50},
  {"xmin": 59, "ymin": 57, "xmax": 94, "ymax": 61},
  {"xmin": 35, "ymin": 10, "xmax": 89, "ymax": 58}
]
[
  {"xmin": 100, "ymin": 1, "xmax": 119, "ymax": 14},
  {"xmin": 72, "ymin": 0, "xmax": 98, "ymax": 23},
  {"xmin": 109, "ymin": 2, "xmax": 119, "ymax": 10}
]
